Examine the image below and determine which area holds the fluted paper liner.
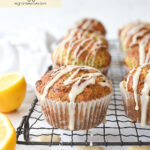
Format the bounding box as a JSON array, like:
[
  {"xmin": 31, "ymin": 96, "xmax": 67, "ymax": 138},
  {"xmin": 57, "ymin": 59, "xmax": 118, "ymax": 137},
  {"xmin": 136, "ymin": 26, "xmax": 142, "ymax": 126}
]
[
  {"xmin": 120, "ymin": 82, "xmax": 150, "ymax": 125},
  {"xmin": 36, "ymin": 92, "xmax": 113, "ymax": 130}
]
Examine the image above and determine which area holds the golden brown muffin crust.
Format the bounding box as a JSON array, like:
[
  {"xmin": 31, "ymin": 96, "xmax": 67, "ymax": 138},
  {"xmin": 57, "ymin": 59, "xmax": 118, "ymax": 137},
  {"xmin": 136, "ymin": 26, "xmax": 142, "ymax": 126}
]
[
  {"xmin": 72, "ymin": 18, "xmax": 106, "ymax": 35},
  {"xmin": 65, "ymin": 28, "xmax": 108, "ymax": 47},
  {"xmin": 124, "ymin": 36, "xmax": 150, "ymax": 69},
  {"xmin": 119, "ymin": 22, "xmax": 150, "ymax": 50},
  {"xmin": 51, "ymin": 30, "xmax": 111, "ymax": 69},
  {"xmin": 52, "ymin": 39, "xmax": 110, "ymax": 66},
  {"xmin": 126, "ymin": 29, "xmax": 150, "ymax": 47},
  {"xmin": 122, "ymin": 64, "xmax": 150, "ymax": 95},
  {"xmin": 36, "ymin": 66, "xmax": 112, "ymax": 102}
]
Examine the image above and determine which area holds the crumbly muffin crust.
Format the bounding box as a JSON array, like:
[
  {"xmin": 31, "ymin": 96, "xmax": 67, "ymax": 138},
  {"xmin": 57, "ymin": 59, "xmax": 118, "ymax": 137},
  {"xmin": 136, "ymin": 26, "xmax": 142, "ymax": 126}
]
[
  {"xmin": 122, "ymin": 64, "xmax": 150, "ymax": 95},
  {"xmin": 124, "ymin": 33, "xmax": 150, "ymax": 69},
  {"xmin": 36, "ymin": 66, "xmax": 113, "ymax": 102},
  {"xmin": 51, "ymin": 29, "xmax": 111, "ymax": 70},
  {"xmin": 119, "ymin": 22, "xmax": 150, "ymax": 53},
  {"xmin": 72, "ymin": 18, "xmax": 106, "ymax": 35}
]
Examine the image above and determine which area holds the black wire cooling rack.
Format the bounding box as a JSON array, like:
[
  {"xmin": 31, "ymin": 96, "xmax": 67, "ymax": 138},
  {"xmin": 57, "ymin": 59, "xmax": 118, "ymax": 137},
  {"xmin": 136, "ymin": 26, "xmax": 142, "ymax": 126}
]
[{"xmin": 16, "ymin": 40, "xmax": 150, "ymax": 147}]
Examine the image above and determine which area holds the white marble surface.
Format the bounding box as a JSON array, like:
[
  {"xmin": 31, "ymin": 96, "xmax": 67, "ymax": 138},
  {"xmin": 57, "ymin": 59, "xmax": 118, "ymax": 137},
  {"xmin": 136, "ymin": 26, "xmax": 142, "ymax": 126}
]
[{"xmin": 1, "ymin": 0, "xmax": 150, "ymax": 149}]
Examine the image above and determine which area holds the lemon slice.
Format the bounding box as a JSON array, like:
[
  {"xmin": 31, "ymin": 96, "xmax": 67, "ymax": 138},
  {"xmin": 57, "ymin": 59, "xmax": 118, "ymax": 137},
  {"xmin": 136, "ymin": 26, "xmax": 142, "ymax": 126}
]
[
  {"xmin": 0, "ymin": 72, "xmax": 27, "ymax": 113},
  {"xmin": 0, "ymin": 113, "xmax": 16, "ymax": 150}
]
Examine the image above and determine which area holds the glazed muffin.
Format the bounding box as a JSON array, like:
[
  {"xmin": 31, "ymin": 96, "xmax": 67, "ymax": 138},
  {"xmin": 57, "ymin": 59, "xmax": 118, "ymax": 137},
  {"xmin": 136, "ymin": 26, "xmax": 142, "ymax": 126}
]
[
  {"xmin": 51, "ymin": 29, "xmax": 111, "ymax": 75},
  {"xmin": 119, "ymin": 21, "xmax": 150, "ymax": 53},
  {"xmin": 36, "ymin": 65, "xmax": 113, "ymax": 130},
  {"xmin": 120, "ymin": 63, "xmax": 150, "ymax": 126},
  {"xmin": 71, "ymin": 18, "xmax": 106, "ymax": 36},
  {"xmin": 124, "ymin": 33, "xmax": 150, "ymax": 69},
  {"xmin": 66, "ymin": 28, "xmax": 108, "ymax": 47}
]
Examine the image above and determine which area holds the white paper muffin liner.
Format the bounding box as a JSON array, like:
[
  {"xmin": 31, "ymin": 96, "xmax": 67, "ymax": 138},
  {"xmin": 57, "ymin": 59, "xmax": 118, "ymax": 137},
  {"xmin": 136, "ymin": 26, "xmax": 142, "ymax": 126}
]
[
  {"xmin": 36, "ymin": 92, "xmax": 113, "ymax": 131},
  {"xmin": 120, "ymin": 82, "xmax": 150, "ymax": 125}
]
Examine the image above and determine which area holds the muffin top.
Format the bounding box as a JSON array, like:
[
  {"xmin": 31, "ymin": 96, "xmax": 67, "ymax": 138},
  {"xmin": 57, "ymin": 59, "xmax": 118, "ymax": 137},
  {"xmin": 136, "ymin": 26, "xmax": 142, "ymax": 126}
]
[
  {"xmin": 71, "ymin": 18, "xmax": 106, "ymax": 35},
  {"xmin": 65, "ymin": 28, "xmax": 108, "ymax": 47},
  {"xmin": 124, "ymin": 33, "xmax": 150, "ymax": 69},
  {"xmin": 51, "ymin": 29, "xmax": 111, "ymax": 69},
  {"xmin": 122, "ymin": 63, "xmax": 150, "ymax": 96},
  {"xmin": 36, "ymin": 65, "xmax": 113, "ymax": 102},
  {"xmin": 119, "ymin": 22, "xmax": 150, "ymax": 48}
]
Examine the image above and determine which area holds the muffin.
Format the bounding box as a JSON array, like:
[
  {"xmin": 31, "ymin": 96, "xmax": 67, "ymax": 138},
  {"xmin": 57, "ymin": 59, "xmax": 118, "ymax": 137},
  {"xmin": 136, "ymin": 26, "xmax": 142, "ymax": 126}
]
[
  {"xmin": 36, "ymin": 65, "xmax": 113, "ymax": 130},
  {"xmin": 119, "ymin": 22, "xmax": 150, "ymax": 53},
  {"xmin": 65, "ymin": 28, "xmax": 108, "ymax": 47},
  {"xmin": 124, "ymin": 33, "xmax": 150, "ymax": 69},
  {"xmin": 120, "ymin": 63, "xmax": 150, "ymax": 126},
  {"xmin": 51, "ymin": 29, "xmax": 111, "ymax": 75},
  {"xmin": 71, "ymin": 18, "xmax": 106, "ymax": 36}
]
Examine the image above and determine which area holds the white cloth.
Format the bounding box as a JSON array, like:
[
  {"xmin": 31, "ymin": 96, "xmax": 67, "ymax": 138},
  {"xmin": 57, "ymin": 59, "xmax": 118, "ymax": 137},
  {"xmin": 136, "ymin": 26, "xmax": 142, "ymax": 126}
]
[{"xmin": 0, "ymin": 28, "xmax": 56, "ymax": 86}]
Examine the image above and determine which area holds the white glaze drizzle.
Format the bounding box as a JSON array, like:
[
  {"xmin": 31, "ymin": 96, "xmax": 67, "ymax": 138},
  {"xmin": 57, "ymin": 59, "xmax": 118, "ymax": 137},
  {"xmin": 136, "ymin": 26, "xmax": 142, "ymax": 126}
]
[
  {"xmin": 139, "ymin": 34, "xmax": 150, "ymax": 65},
  {"xmin": 38, "ymin": 135, "xmax": 61, "ymax": 142},
  {"xmin": 126, "ymin": 64, "xmax": 150, "ymax": 126},
  {"xmin": 120, "ymin": 22, "xmax": 139, "ymax": 42},
  {"xmin": 84, "ymin": 40, "xmax": 102, "ymax": 66},
  {"xmin": 41, "ymin": 66, "xmax": 80, "ymax": 101},
  {"xmin": 120, "ymin": 24, "xmax": 132, "ymax": 41},
  {"xmin": 69, "ymin": 76, "xmax": 96, "ymax": 102},
  {"xmin": 141, "ymin": 70, "xmax": 150, "ymax": 126},
  {"xmin": 98, "ymin": 82, "xmax": 110, "ymax": 87},
  {"xmin": 41, "ymin": 66, "xmax": 111, "ymax": 130},
  {"xmin": 76, "ymin": 40, "xmax": 94, "ymax": 62},
  {"xmin": 145, "ymin": 48, "xmax": 150, "ymax": 63},
  {"xmin": 124, "ymin": 24, "xmax": 145, "ymax": 46},
  {"xmin": 75, "ymin": 19, "xmax": 98, "ymax": 32},
  {"xmin": 122, "ymin": 23, "xmax": 150, "ymax": 65},
  {"xmin": 64, "ymin": 70, "xmax": 103, "ymax": 102},
  {"xmin": 73, "ymin": 19, "xmax": 100, "ymax": 33},
  {"xmin": 90, "ymin": 141, "xmax": 93, "ymax": 146},
  {"xmin": 126, "ymin": 68, "xmax": 135, "ymax": 90},
  {"xmin": 132, "ymin": 66, "xmax": 142, "ymax": 110},
  {"xmin": 54, "ymin": 27, "xmax": 105, "ymax": 66},
  {"xmin": 72, "ymin": 38, "xmax": 91, "ymax": 65},
  {"xmin": 69, "ymin": 102, "xmax": 76, "ymax": 130},
  {"xmin": 130, "ymin": 30, "xmax": 147, "ymax": 46},
  {"xmin": 82, "ymin": 19, "xmax": 93, "ymax": 30},
  {"xmin": 64, "ymin": 69, "xmax": 80, "ymax": 85}
]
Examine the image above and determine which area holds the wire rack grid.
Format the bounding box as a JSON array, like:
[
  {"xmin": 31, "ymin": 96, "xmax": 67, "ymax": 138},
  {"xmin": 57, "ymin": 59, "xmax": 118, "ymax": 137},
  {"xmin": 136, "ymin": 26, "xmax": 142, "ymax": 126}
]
[{"xmin": 16, "ymin": 40, "xmax": 150, "ymax": 147}]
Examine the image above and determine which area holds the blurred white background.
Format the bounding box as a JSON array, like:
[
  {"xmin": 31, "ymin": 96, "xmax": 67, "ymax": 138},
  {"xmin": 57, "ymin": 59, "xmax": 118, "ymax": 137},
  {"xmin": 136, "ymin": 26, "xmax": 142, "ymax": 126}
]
[{"xmin": 0, "ymin": 0, "xmax": 150, "ymax": 39}]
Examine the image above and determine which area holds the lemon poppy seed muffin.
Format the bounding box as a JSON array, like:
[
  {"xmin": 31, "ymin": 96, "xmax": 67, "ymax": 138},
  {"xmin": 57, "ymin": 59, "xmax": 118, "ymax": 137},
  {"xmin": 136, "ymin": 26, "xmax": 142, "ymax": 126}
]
[
  {"xmin": 120, "ymin": 64, "xmax": 150, "ymax": 126},
  {"xmin": 71, "ymin": 18, "xmax": 106, "ymax": 36},
  {"xmin": 36, "ymin": 65, "xmax": 113, "ymax": 130},
  {"xmin": 67, "ymin": 28, "xmax": 108, "ymax": 47},
  {"xmin": 124, "ymin": 33, "xmax": 150, "ymax": 69},
  {"xmin": 119, "ymin": 22, "xmax": 150, "ymax": 54},
  {"xmin": 51, "ymin": 29, "xmax": 111, "ymax": 75}
]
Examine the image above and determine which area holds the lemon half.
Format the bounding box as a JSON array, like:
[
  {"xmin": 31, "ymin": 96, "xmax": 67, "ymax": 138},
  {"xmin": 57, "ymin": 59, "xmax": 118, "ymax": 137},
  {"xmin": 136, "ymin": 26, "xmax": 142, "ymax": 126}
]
[
  {"xmin": 0, "ymin": 113, "xmax": 16, "ymax": 150},
  {"xmin": 0, "ymin": 72, "xmax": 26, "ymax": 113}
]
